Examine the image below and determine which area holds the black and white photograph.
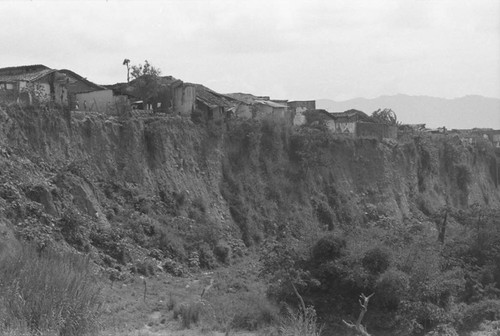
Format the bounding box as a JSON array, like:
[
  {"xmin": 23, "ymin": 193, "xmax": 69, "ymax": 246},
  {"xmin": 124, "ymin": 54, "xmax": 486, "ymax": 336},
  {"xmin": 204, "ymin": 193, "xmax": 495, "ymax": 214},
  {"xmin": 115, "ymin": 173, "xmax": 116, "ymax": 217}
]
[{"xmin": 0, "ymin": 1, "xmax": 499, "ymax": 335}]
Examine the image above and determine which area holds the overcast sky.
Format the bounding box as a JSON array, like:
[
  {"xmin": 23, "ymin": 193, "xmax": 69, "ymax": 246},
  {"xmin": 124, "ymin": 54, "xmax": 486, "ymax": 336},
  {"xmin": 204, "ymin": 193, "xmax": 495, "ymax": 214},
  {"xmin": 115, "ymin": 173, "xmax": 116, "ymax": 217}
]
[{"xmin": 0, "ymin": 0, "xmax": 499, "ymax": 101}]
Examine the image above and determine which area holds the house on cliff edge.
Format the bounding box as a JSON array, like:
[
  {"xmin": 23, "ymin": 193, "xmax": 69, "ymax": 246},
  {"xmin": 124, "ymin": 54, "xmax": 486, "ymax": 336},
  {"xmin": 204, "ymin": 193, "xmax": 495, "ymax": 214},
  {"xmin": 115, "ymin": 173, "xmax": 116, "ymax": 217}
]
[
  {"xmin": 193, "ymin": 84, "xmax": 234, "ymax": 122},
  {"xmin": 330, "ymin": 109, "xmax": 398, "ymax": 139},
  {"xmin": 107, "ymin": 76, "xmax": 197, "ymax": 115},
  {"xmin": 289, "ymin": 100, "xmax": 316, "ymax": 126},
  {"xmin": 59, "ymin": 69, "xmax": 124, "ymax": 112},
  {"xmin": 225, "ymin": 93, "xmax": 290, "ymax": 122},
  {"xmin": 0, "ymin": 64, "xmax": 122, "ymax": 113},
  {"xmin": 0, "ymin": 65, "xmax": 68, "ymax": 106},
  {"xmin": 329, "ymin": 109, "xmax": 371, "ymax": 134},
  {"xmin": 301, "ymin": 109, "xmax": 397, "ymax": 140}
]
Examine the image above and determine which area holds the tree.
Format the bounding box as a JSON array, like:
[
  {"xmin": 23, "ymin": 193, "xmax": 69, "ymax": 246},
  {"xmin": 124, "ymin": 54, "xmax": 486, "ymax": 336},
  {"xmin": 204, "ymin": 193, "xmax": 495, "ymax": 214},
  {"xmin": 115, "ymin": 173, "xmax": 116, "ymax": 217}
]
[
  {"xmin": 371, "ymin": 108, "xmax": 399, "ymax": 125},
  {"xmin": 130, "ymin": 60, "xmax": 162, "ymax": 110},
  {"xmin": 261, "ymin": 238, "xmax": 323, "ymax": 336},
  {"xmin": 130, "ymin": 60, "xmax": 161, "ymax": 81},
  {"xmin": 123, "ymin": 59, "xmax": 130, "ymax": 83},
  {"xmin": 343, "ymin": 293, "xmax": 375, "ymax": 336}
]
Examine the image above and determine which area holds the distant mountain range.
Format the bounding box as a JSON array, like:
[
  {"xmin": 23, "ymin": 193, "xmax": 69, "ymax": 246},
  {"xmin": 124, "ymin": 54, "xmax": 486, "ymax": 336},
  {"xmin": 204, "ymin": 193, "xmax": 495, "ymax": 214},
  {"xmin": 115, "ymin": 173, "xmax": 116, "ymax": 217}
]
[{"xmin": 316, "ymin": 94, "xmax": 500, "ymax": 129}]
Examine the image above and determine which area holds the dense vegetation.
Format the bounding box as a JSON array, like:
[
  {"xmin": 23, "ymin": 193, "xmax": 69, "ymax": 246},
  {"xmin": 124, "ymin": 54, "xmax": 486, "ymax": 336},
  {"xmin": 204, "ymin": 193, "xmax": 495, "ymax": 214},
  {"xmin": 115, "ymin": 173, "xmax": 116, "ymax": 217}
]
[
  {"xmin": 260, "ymin": 207, "xmax": 500, "ymax": 335},
  {"xmin": 220, "ymin": 119, "xmax": 500, "ymax": 335},
  {"xmin": 0, "ymin": 105, "xmax": 499, "ymax": 335}
]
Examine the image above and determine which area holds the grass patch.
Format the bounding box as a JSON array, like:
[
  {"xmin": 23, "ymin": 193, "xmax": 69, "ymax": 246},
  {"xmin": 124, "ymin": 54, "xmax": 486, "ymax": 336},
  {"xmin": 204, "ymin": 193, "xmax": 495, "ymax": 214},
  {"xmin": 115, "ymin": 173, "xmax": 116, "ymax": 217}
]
[
  {"xmin": 280, "ymin": 305, "xmax": 323, "ymax": 336},
  {"xmin": 202, "ymin": 289, "xmax": 279, "ymax": 332},
  {"xmin": 173, "ymin": 301, "xmax": 203, "ymax": 329},
  {"xmin": 0, "ymin": 242, "xmax": 102, "ymax": 336}
]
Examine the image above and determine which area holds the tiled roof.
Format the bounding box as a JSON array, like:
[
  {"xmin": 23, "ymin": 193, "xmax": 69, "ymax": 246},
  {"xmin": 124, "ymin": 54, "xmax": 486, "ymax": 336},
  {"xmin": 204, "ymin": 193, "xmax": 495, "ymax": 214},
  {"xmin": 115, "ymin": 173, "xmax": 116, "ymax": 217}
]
[
  {"xmin": 0, "ymin": 64, "xmax": 50, "ymax": 74},
  {"xmin": 158, "ymin": 75, "xmax": 180, "ymax": 86},
  {"xmin": 0, "ymin": 65, "xmax": 56, "ymax": 82},
  {"xmin": 59, "ymin": 69, "xmax": 107, "ymax": 91},
  {"xmin": 105, "ymin": 75, "xmax": 182, "ymax": 98},
  {"xmin": 194, "ymin": 84, "xmax": 232, "ymax": 108}
]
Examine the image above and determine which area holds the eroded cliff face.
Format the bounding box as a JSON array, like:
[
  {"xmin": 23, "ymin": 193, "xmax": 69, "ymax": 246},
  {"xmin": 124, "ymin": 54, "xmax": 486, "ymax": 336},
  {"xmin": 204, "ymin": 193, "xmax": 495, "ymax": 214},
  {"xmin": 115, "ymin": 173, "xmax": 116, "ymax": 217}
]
[{"xmin": 0, "ymin": 106, "xmax": 498, "ymax": 268}]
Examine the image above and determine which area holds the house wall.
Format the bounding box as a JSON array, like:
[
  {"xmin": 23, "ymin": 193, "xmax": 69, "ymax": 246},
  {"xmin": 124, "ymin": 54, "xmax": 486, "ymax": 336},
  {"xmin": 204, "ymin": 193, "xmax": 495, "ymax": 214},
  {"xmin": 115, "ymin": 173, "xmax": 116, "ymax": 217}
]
[
  {"xmin": 461, "ymin": 136, "xmax": 479, "ymax": 146},
  {"xmin": 0, "ymin": 74, "xmax": 68, "ymax": 106},
  {"xmin": 289, "ymin": 101, "xmax": 316, "ymax": 126},
  {"xmin": 0, "ymin": 84, "xmax": 19, "ymax": 101},
  {"xmin": 254, "ymin": 104, "xmax": 289, "ymax": 122},
  {"xmin": 292, "ymin": 107, "xmax": 307, "ymax": 126},
  {"xmin": 173, "ymin": 85, "xmax": 196, "ymax": 116},
  {"xmin": 54, "ymin": 82, "xmax": 68, "ymax": 106},
  {"xmin": 491, "ymin": 134, "xmax": 500, "ymax": 148},
  {"xmin": 334, "ymin": 121, "xmax": 356, "ymax": 134},
  {"xmin": 272, "ymin": 107, "xmax": 286, "ymax": 120},
  {"xmin": 195, "ymin": 101, "xmax": 225, "ymax": 123},
  {"xmin": 288, "ymin": 100, "xmax": 316, "ymax": 111},
  {"xmin": 36, "ymin": 82, "xmax": 51, "ymax": 103},
  {"xmin": 325, "ymin": 120, "xmax": 336, "ymax": 132},
  {"xmin": 234, "ymin": 103, "xmax": 252, "ymax": 119},
  {"xmin": 29, "ymin": 77, "xmax": 66, "ymax": 106},
  {"xmin": 356, "ymin": 122, "xmax": 397, "ymax": 140},
  {"xmin": 76, "ymin": 90, "xmax": 115, "ymax": 112},
  {"xmin": 19, "ymin": 80, "xmax": 51, "ymax": 105},
  {"xmin": 254, "ymin": 104, "xmax": 274, "ymax": 119},
  {"xmin": 212, "ymin": 106, "xmax": 225, "ymax": 121}
]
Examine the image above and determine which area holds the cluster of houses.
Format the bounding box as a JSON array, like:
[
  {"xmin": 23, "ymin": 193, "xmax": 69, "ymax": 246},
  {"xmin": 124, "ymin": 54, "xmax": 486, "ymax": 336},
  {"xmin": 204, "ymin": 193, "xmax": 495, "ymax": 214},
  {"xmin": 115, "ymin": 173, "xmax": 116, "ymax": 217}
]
[
  {"xmin": 1, "ymin": 64, "xmax": 499, "ymax": 146},
  {"xmin": 452, "ymin": 129, "xmax": 500, "ymax": 149},
  {"xmin": 0, "ymin": 65, "xmax": 126, "ymax": 112}
]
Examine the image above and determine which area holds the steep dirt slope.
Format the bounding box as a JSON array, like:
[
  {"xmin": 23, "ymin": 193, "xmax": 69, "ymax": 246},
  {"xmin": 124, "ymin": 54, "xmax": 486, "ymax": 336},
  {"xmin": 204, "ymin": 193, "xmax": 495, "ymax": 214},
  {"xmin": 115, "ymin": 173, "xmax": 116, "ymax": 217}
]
[{"xmin": 0, "ymin": 105, "xmax": 498, "ymax": 272}]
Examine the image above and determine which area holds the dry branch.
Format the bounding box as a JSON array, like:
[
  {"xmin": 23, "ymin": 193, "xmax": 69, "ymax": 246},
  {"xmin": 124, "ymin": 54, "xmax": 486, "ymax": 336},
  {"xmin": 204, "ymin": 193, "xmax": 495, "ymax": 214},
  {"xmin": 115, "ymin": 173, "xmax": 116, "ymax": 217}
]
[{"xmin": 342, "ymin": 293, "xmax": 374, "ymax": 336}]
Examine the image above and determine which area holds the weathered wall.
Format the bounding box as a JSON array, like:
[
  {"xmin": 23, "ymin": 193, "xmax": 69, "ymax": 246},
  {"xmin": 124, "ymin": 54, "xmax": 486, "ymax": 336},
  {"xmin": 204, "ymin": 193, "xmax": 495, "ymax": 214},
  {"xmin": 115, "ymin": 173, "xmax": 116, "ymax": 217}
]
[
  {"xmin": 356, "ymin": 122, "xmax": 397, "ymax": 140},
  {"xmin": 333, "ymin": 120, "xmax": 356, "ymax": 134},
  {"xmin": 234, "ymin": 103, "xmax": 252, "ymax": 119},
  {"xmin": 292, "ymin": 107, "xmax": 307, "ymax": 126},
  {"xmin": 288, "ymin": 100, "xmax": 316, "ymax": 111},
  {"xmin": 76, "ymin": 90, "xmax": 115, "ymax": 112},
  {"xmin": 289, "ymin": 101, "xmax": 316, "ymax": 126},
  {"xmin": 254, "ymin": 104, "xmax": 273, "ymax": 119},
  {"xmin": 54, "ymin": 81, "xmax": 68, "ymax": 106},
  {"xmin": 173, "ymin": 85, "xmax": 196, "ymax": 116}
]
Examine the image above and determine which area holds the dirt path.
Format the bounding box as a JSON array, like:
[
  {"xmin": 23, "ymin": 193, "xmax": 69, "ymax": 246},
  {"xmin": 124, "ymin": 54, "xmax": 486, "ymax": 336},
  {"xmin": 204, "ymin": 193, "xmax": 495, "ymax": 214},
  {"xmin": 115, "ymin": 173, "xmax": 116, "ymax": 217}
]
[{"xmin": 99, "ymin": 256, "xmax": 269, "ymax": 336}]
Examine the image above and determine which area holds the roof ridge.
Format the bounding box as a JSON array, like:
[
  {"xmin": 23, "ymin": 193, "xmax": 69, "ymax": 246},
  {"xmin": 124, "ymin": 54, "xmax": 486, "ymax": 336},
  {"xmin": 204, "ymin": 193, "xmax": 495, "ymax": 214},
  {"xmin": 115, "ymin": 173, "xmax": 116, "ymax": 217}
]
[{"xmin": 59, "ymin": 69, "xmax": 106, "ymax": 90}]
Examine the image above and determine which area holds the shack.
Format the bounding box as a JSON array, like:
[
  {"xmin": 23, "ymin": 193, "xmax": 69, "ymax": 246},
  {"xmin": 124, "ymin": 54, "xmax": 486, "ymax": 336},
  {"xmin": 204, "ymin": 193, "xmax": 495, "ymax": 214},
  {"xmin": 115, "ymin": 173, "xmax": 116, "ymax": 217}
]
[{"xmin": 0, "ymin": 64, "xmax": 68, "ymax": 106}]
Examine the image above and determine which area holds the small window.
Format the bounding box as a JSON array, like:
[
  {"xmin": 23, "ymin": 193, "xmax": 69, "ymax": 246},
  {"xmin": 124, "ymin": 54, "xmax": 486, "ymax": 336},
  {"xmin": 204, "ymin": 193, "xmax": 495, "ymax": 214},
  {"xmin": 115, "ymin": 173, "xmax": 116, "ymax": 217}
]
[{"xmin": 0, "ymin": 83, "xmax": 15, "ymax": 90}]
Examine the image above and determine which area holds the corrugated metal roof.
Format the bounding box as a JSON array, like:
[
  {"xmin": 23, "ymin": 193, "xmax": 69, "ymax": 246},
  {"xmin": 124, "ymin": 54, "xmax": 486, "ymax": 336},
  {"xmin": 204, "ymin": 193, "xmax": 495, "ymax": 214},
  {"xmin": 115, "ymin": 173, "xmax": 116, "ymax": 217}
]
[
  {"xmin": 254, "ymin": 99, "xmax": 287, "ymax": 108},
  {"xmin": 225, "ymin": 93, "xmax": 256, "ymax": 104}
]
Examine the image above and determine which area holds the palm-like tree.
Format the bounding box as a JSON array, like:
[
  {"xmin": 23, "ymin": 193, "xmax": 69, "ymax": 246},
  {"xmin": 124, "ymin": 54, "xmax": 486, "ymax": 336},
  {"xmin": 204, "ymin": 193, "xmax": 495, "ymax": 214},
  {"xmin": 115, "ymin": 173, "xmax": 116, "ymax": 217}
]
[{"xmin": 123, "ymin": 59, "xmax": 131, "ymax": 83}]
